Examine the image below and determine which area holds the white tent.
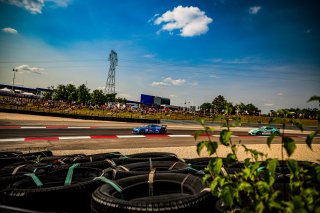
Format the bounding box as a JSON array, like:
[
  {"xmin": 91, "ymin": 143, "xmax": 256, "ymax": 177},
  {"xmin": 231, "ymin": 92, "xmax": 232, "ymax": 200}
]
[{"xmin": 0, "ymin": 87, "xmax": 13, "ymax": 94}]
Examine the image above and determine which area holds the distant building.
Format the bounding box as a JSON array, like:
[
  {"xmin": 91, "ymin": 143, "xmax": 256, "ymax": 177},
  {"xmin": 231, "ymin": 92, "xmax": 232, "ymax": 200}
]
[{"xmin": 140, "ymin": 94, "xmax": 170, "ymax": 106}]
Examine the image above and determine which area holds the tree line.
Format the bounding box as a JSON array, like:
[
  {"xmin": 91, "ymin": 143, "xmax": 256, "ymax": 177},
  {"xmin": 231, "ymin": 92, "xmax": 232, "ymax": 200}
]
[
  {"xmin": 42, "ymin": 85, "xmax": 319, "ymax": 118},
  {"xmin": 200, "ymin": 95, "xmax": 319, "ymax": 118},
  {"xmin": 42, "ymin": 84, "xmax": 126, "ymax": 105}
]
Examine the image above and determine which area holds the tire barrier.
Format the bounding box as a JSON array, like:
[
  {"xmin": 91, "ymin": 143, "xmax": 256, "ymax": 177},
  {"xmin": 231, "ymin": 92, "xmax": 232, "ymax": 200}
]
[
  {"xmin": 1, "ymin": 150, "xmax": 319, "ymax": 213},
  {"xmin": 91, "ymin": 173, "xmax": 217, "ymax": 213},
  {"xmin": 0, "ymin": 165, "xmax": 105, "ymax": 213},
  {"xmin": 0, "ymin": 151, "xmax": 53, "ymax": 169},
  {"xmin": 107, "ymin": 160, "xmax": 204, "ymax": 180},
  {"xmin": 0, "ymin": 162, "xmax": 50, "ymax": 191},
  {"xmin": 112, "ymin": 152, "xmax": 179, "ymax": 165}
]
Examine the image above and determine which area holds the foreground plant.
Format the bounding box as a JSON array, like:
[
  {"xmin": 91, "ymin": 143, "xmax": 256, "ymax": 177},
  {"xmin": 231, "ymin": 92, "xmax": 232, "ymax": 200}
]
[{"xmin": 195, "ymin": 104, "xmax": 320, "ymax": 212}]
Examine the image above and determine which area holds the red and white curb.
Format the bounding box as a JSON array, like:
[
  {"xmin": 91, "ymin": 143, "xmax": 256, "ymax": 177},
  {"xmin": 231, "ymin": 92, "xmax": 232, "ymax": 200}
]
[
  {"xmin": 0, "ymin": 134, "xmax": 239, "ymax": 142},
  {"xmin": 0, "ymin": 126, "xmax": 112, "ymax": 129},
  {"xmin": 0, "ymin": 134, "xmax": 313, "ymax": 142}
]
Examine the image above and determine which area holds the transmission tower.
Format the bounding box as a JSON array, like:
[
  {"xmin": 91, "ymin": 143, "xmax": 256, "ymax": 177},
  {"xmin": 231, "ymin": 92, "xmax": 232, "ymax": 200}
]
[{"xmin": 105, "ymin": 50, "xmax": 118, "ymax": 94}]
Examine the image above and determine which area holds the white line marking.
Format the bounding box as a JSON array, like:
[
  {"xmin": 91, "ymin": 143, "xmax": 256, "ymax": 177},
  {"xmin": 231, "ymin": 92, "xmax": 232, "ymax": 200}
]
[
  {"xmin": 67, "ymin": 127, "xmax": 91, "ymax": 129},
  {"xmin": 168, "ymin": 135, "xmax": 193, "ymax": 137},
  {"xmin": 59, "ymin": 136, "xmax": 91, "ymax": 140},
  {"xmin": 0, "ymin": 138, "xmax": 25, "ymax": 142},
  {"xmin": 21, "ymin": 127, "xmax": 46, "ymax": 129},
  {"xmin": 117, "ymin": 135, "xmax": 146, "ymax": 138},
  {"xmin": 212, "ymin": 135, "xmax": 238, "ymax": 137}
]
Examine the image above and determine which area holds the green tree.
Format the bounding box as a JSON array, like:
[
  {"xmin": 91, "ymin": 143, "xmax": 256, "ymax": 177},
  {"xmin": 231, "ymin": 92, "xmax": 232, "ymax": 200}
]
[
  {"xmin": 234, "ymin": 102, "xmax": 246, "ymax": 115},
  {"xmin": 41, "ymin": 85, "xmax": 54, "ymax": 100},
  {"xmin": 77, "ymin": 84, "xmax": 90, "ymax": 104},
  {"xmin": 65, "ymin": 84, "xmax": 77, "ymax": 102},
  {"xmin": 246, "ymin": 103, "xmax": 260, "ymax": 115},
  {"xmin": 91, "ymin": 89, "xmax": 106, "ymax": 105},
  {"xmin": 53, "ymin": 84, "xmax": 68, "ymax": 101},
  {"xmin": 212, "ymin": 95, "xmax": 228, "ymax": 114},
  {"xmin": 115, "ymin": 97, "xmax": 127, "ymax": 104},
  {"xmin": 105, "ymin": 93, "xmax": 116, "ymax": 102},
  {"xmin": 200, "ymin": 102, "xmax": 212, "ymax": 114}
]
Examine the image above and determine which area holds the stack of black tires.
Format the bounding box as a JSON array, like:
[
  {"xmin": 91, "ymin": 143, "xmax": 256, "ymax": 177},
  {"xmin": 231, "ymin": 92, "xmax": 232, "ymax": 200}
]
[
  {"xmin": 0, "ymin": 151, "xmax": 217, "ymax": 213},
  {"xmin": 1, "ymin": 151, "xmax": 316, "ymax": 212}
]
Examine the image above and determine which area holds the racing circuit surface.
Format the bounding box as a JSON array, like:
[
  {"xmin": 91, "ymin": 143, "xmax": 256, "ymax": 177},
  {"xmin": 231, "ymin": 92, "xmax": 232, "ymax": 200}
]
[{"xmin": 0, "ymin": 112, "xmax": 319, "ymax": 161}]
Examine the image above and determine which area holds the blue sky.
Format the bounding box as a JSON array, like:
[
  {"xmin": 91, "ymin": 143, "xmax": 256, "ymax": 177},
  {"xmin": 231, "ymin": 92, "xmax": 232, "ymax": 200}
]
[{"xmin": 0, "ymin": 0, "xmax": 319, "ymax": 113}]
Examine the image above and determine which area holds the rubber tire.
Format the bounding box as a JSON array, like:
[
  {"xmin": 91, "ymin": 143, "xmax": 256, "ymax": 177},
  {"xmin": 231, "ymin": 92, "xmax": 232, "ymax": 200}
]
[
  {"xmin": 113, "ymin": 152, "xmax": 178, "ymax": 165},
  {"xmin": 91, "ymin": 173, "xmax": 217, "ymax": 213},
  {"xmin": 112, "ymin": 161, "xmax": 192, "ymax": 179},
  {"xmin": 1, "ymin": 167, "xmax": 104, "ymax": 213}
]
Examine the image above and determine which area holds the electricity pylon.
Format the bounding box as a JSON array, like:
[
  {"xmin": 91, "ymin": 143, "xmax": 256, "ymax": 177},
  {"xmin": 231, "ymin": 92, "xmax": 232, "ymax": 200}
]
[{"xmin": 105, "ymin": 50, "xmax": 118, "ymax": 94}]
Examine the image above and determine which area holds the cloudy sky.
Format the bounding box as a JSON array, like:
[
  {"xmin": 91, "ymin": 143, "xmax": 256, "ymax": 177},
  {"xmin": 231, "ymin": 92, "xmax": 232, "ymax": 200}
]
[{"xmin": 0, "ymin": 0, "xmax": 319, "ymax": 113}]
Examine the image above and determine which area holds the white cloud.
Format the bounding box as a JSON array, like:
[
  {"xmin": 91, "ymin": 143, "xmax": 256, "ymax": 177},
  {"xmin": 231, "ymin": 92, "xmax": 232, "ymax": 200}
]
[
  {"xmin": 1, "ymin": 0, "xmax": 45, "ymax": 14},
  {"xmin": 277, "ymin": 92, "xmax": 283, "ymax": 96},
  {"xmin": 189, "ymin": 82, "xmax": 198, "ymax": 86},
  {"xmin": 169, "ymin": 94, "xmax": 177, "ymax": 98},
  {"xmin": 264, "ymin": 103, "xmax": 274, "ymax": 107},
  {"xmin": 163, "ymin": 77, "xmax": 186, "ymax": 86},
  {"xmin": 151, "ymin": 81, "xmax": 169, "ymax": 87},
  {"xmin": 1, "ymin": 0, "xmax": 71, "ymax": 14},
  {"xmin": 14, "ymin": 64, "xmax": 45, "ymax": 74},
  {"xmin": 148, "ymin": 14, "xmax": 159, "ymax": 23},
  {"xmin": 151, "ymin": 77, "xmax": 186, "ymax": 87},
  {"xmin": 154, "ymin": 6, "xmax": 213, "ymax": 37},
  {"xmin": 2, "ymin": 27, "xmax": 18, "ymax": 34},
  {"xmin": 249, "ymin": 6, "xmax": 262, "ymax": 15}
]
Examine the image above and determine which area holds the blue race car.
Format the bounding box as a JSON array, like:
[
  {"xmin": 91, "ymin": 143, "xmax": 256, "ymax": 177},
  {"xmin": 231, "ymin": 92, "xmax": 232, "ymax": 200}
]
[
  {"xmin": 132, "ymin": 124, "xmax": 167, "ymax": 134},
  {"xmin": 248, "ymin": 126, "xmax": 280, "ymax": 136}
]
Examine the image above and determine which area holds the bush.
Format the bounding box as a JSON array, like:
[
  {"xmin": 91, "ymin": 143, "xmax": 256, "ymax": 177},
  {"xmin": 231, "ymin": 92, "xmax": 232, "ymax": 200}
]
[{"xmin": 195, "ymin": 105, "xmax": 320, "ymax": 212}]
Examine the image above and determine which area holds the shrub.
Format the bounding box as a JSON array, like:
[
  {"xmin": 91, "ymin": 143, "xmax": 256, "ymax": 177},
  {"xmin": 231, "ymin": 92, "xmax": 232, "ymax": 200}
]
[{"xmin": 195, "ymin": 105, "xmax": 320, "ymax": 212}]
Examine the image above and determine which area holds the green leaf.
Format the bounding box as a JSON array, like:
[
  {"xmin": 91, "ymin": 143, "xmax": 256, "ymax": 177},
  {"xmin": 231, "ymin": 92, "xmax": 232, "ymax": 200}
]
[
  {"xmin": 266, "ymin": 159, "xmax": 278, "ymax": 185},
  {"xmin": 209, "ymin": 158, "xmax": 223, "ymax": 175},
  {"xmin": 197, "ymin": 118, "xmax": 205, "ymax": 125},
  {"xmin": 292, "ymin": 195, "xmax": 308, "ymax": 213},
  {"xmin": 231, "ymin": 144, "xmax": 237, "ymax": 153},
  {"xmin": 210, "ymin": 177, "xmax": 220, "ymax": 193},
  {"xmin": 283, "ymin": 136, "xmax": 296, "ymax": 157},
  {"xmin": 243, "ymin": 168, "xmax": 251, "ymax": 179},
  {"xmin": 244, "ymin": 158, "xmax": 251, "ymax": 167},
  {"xmin": 196, "ymin": 141, "xmax": 205, "ymax": 155},
  {"xmin": 206, "ymin": 141, "xmax": 218, "ymax": 156},
  {"xmin": 221, "ymin": 186, "xmax": 234, "ymax": 207},
  {"xmin": 256, "ymin": 201, "xmax": 265, "ymax": 213},
  {"xmin": 204, "ymin": 126, "xmax": 215, "ymax": 132},
  {"xmin": 238, "ymin": 181, "xmax": 252, "ymax": 192},
  {"xmin": 287, "ymin": 159, "xmax": 299, "ymax": 178},
  {"xmin": 255, "ymin": 181, "xmax": 269, "ymax": 194},
  {"xmin": 220, "ymin": 129, "xmax": 232, "ymax": 146},
  {"xmin": 226, "ymin": 153, "xmax": 236, "ymax": 163},
  {"xmin": 306, "ymin": 130, "xmax": 319, "ymax": 150}
]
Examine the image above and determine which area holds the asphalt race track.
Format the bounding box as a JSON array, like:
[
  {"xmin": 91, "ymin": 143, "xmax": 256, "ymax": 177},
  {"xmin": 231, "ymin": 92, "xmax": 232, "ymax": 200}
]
[{"xmin": 0, "ymin": 128, "xmax": 308, "ymax": 139}]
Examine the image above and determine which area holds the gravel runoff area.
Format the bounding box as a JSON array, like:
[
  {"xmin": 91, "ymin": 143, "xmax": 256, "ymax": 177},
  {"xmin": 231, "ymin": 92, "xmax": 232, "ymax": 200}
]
[{"xmin": 1, "ymin": 112, "xmax": 319, "ymax": 163}]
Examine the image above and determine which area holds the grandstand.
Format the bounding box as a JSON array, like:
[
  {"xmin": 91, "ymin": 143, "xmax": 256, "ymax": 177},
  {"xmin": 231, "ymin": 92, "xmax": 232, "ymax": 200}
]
[{"xmin": 0, "ymin": 84, "xmax": 51, "ymax": 98}]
